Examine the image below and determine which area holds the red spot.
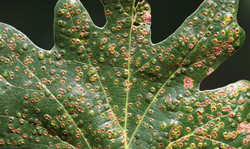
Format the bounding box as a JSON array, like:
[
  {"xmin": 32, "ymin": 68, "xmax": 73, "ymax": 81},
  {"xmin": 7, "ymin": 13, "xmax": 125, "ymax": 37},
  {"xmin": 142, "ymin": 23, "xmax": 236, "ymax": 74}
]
[
  {"xmin": 183, "ymin": 77, "xmax": 194, "ymax": 89},
  {"xmin": 0, "ymin": 141, "xmax": 3, "ymax": 146},
  {"xmin": 206, "ymin": 68, "xmax": 214, "ymax": 75},
  {"xmin": 23, "ymin": 133, "xmax": 28, "ymax": 139},
  {"xmin": 8, "ymin": 44, "xmax": 16, "ymax": 51},
  {"xmin": 189, "ymin": 43, "xmax": 195, "ymax": 49},
  {"xmin": 106, "ymin": 10, "xmax": 111, "ymax": 16},
  {"xmin": 76, "ymin": 20, "xmax": 81, "ymax": 25},
  {"xmin": 142, "ymin": 11, "xmax": 151, "ymax": 24},
  {"xmin": 237, "ymin": 121, "xmax": 250, "ymax": 134}
]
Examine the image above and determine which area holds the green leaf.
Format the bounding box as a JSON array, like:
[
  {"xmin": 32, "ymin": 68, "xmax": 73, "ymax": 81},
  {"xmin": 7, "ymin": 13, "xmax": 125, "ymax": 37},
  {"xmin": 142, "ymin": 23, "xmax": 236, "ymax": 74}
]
[{"xmin": 0, "ymin": 0, "xmax": 247, "ymax": 148}]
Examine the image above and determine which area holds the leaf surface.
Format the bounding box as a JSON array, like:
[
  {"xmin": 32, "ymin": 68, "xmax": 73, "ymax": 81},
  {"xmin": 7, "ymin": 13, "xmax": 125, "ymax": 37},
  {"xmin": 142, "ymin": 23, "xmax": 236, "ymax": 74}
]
[{"xmin": 0, "ymin": 0, "xmax": 248, "ymax": 148}]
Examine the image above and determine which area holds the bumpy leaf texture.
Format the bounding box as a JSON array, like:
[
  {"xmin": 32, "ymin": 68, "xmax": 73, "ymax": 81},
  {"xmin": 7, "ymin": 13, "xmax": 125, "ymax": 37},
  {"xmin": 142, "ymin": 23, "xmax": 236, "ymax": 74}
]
[{"xmin": 0, "ymin": 0, "xmax": 248, "ymax": 148}]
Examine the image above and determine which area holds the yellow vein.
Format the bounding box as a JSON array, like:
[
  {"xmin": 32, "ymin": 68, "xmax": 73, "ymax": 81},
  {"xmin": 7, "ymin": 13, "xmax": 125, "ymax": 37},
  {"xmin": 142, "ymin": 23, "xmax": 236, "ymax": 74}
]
[
  {"xmin": 16, "ymin": 58, "xmax": 91, "ymax": 149},
  {"xmin": 165, "ymin": 114, "xmax": 238, "ymax": 149},
  {"xmin": 166, "ymin": 134, "xmax": 237, "ymax": 149},
  {"xmin": 0, "ymin": 115, "xmax": 76, "ymax": 148},
  {"xmin": 1, "ymin": 27, "xmax": 85, "ymax": 148},
  {"xmin": 67, "ymin": 0, "xmax": 125, "ymax": 132},
  {"xmin": 68, "ymin": 0, "xmax": 125, "ymax": 144},
  {"xmin": 74, "ymin": 60, "xmax": 124, "ymax": 131},
  {"xmin": 124, "ymin": 0, "xmax": 137, "ymax": 148},
  {"xmin": 128, "ymin": 1, "xmax": 227, "ymax": 146}
]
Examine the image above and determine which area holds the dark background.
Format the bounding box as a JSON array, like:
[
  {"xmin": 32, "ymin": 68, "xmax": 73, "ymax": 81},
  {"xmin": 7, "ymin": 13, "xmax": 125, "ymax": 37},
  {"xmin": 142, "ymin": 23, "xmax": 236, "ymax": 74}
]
[{"xmin": 0, "ymin": 0, "xmax": 249, "ymax": 91}]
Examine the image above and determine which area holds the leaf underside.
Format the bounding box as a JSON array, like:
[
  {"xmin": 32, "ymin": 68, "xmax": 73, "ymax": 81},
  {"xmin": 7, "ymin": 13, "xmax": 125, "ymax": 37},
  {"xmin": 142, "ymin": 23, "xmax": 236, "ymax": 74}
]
[{"xmin": 0, "ymin": 0, "xmax": 248, "ymax": 149}]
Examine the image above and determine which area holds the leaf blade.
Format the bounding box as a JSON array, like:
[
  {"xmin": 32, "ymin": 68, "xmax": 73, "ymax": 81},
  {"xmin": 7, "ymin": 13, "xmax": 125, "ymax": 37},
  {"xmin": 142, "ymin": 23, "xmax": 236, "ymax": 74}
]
[{"xmin": 0, "ymin": 0, "xmax": 247, "ymax": 148}]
